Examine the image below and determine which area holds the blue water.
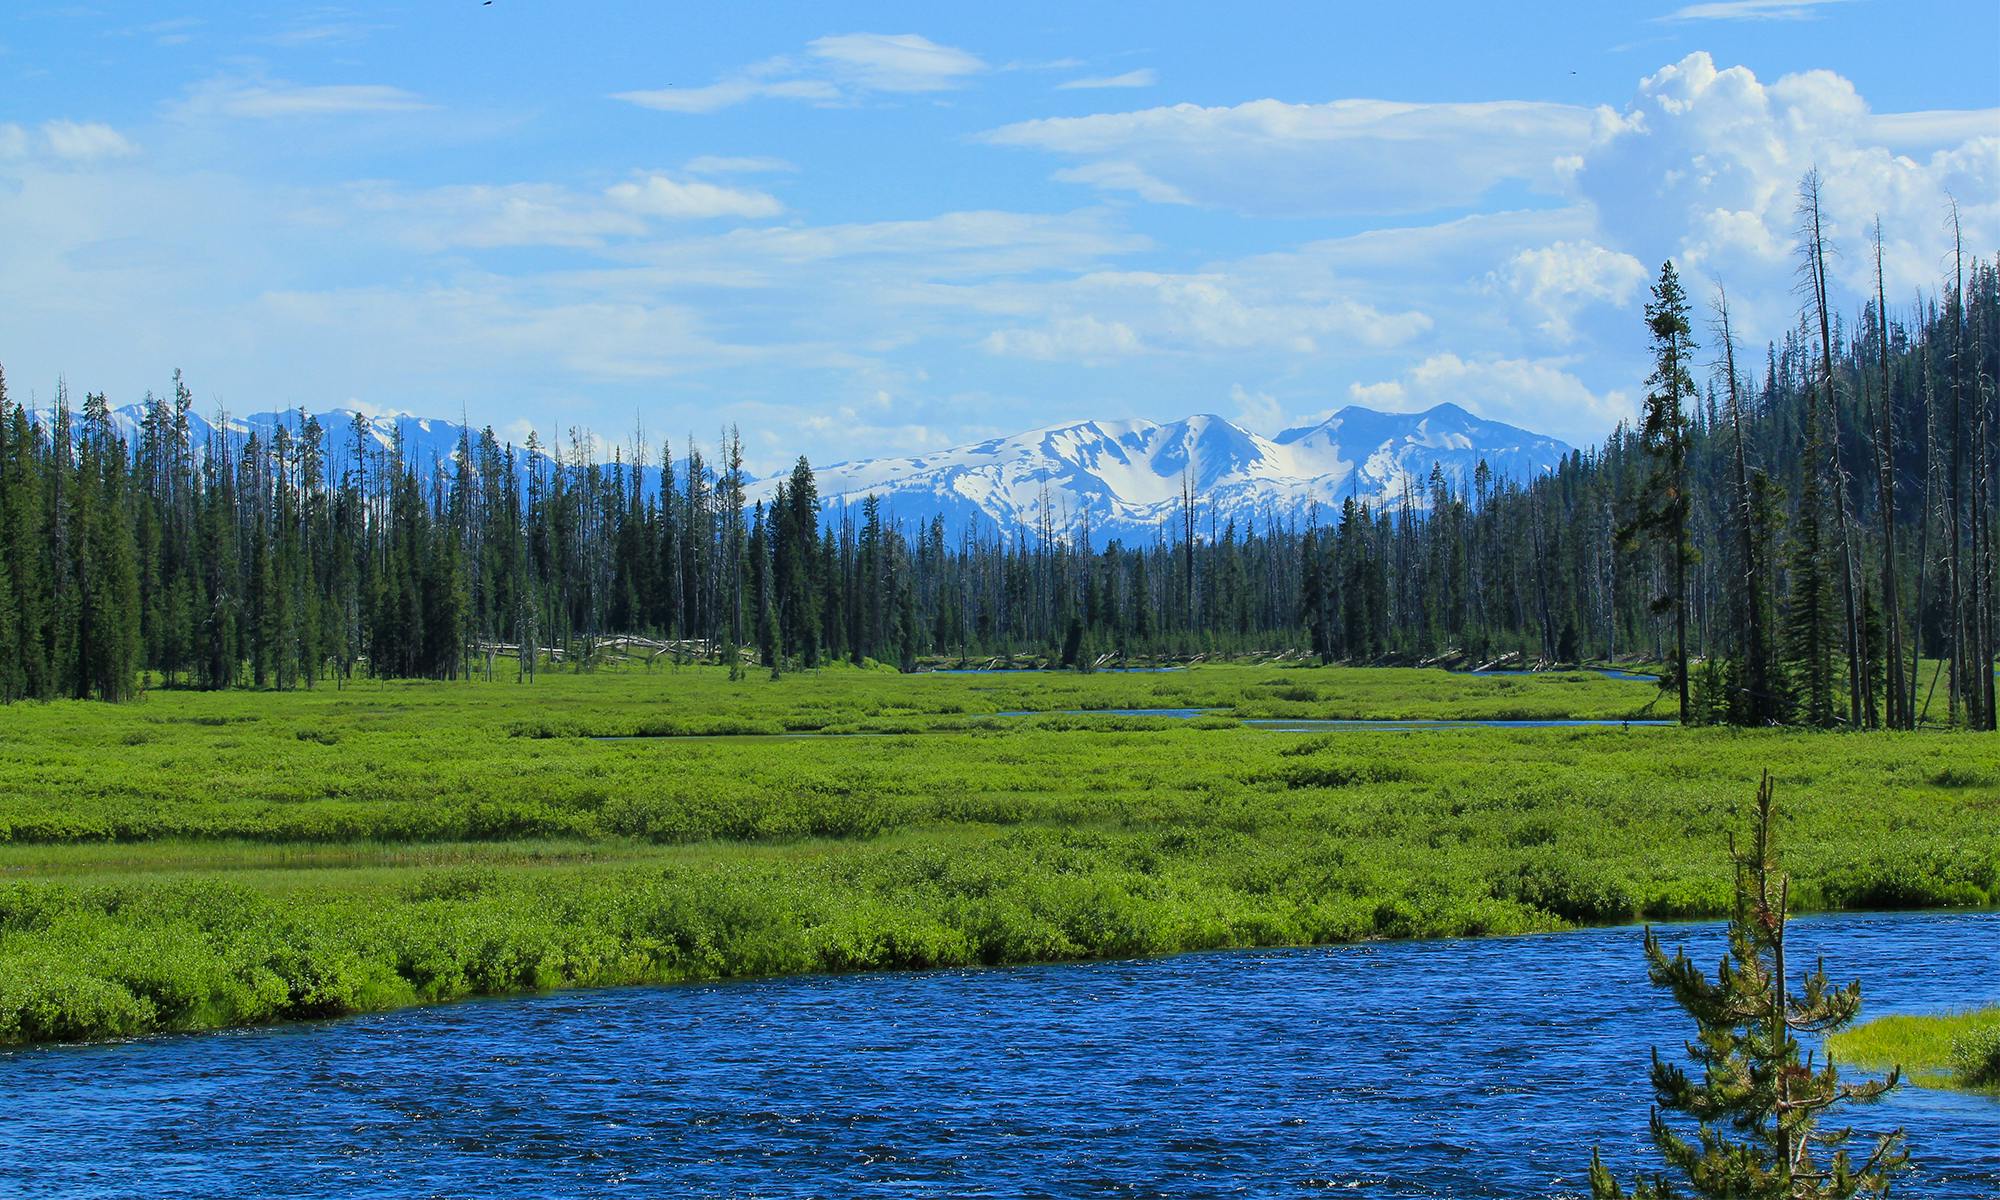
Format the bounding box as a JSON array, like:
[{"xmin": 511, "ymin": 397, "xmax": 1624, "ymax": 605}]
[{"xmin": 3, "ymin": 911, "xmax": 1993, "ymax": 1198}]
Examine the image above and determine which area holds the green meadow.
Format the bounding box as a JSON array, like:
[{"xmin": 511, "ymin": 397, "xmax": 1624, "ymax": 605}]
[{"xmin": 2, "ymin": 664, "xmax": 1995, "ymax": 1045}]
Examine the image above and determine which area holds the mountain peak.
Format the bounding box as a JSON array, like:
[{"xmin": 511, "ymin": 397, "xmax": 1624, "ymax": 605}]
[{"xmin": 756, "ymin": 403, "xmax": 1571, "ymax": 540}]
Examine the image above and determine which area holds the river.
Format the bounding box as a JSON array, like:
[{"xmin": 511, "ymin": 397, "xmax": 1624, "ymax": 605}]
[{"xmin": 2, "ymin": 910, "xmax": 1993, "ymax": 1197}]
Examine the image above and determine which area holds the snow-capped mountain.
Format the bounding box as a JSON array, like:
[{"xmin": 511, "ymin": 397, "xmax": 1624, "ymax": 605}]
[
  {"xmin": 94, "ymin": 399, "xmax": 1570, "ymax": 540},
  {"xmin": 757, "ymin": 403, "xmax": 1572, "ymax": 542}
]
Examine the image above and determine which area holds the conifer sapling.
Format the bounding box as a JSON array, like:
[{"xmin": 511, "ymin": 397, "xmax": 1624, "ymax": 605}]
[{"xmin": 1589, "ymin": 771, "xmax": 1907, "ymax": 1198}]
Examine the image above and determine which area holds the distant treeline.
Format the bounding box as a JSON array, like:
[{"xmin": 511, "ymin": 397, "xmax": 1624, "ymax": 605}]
[{"xmin": 0, "ymin": 179, "xmax": 1993, "ymax": 728}]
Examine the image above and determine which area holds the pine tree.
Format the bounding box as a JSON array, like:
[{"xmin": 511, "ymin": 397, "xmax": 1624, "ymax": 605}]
[
  {"xmin": 1628, "ymin": 261, "xmax": 1697, "ymax": 722},
  {"xmin": 1589, "ymin": 773, "xmax": 1907, "ymax": 1198},
  {"xmin": 0, "ymin": 371, "xmax": 50, "ymax": 700},
  {"xmin": 58, "ymin": 392, "xmax": 143, "ymax": 701}
]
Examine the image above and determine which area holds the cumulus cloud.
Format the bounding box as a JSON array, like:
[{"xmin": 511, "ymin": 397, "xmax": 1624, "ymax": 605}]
[
  {"xmin": 1057, "ymin": 69, "xmax": 1157, "ymax": 91},
  {"xmin": 41, "ymin": 121, "xmax": 138, "ymax": 161},
  {"xmin": 983, "ymin": 52, "xmax": 1994, "ymax": 344},
  {"xmin": 1348, "ymin": 354, "xmax": 1634, "ymax": 445},
  {"xmin": 984, "ymin": 97, "xmax": 1615, "ymax": 217},
  {"xmin": 0, "ymin": 123, "xmax": 26, "ymax": 159},
  {"xmin": 616, "ymin": 32, "xmax": 983, "ymax": 115},
  {"xmin": 1575, "ymin": 51, "xmax": 1999, "ymax": 331},
  {"xmin": 1489, "ymin": 240, "xmax": 1649, "ymax": 341}
]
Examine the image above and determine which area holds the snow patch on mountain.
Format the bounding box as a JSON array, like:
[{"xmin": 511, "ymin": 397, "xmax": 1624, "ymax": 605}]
[{"xmin": 758, "ymin": 402, "xmax": 1571, "ymax": 541}]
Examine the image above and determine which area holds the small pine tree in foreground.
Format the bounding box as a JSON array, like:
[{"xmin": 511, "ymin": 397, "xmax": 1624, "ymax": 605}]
[{"xmin": 1589, "ymin": 771, "xmax": 1908, "ymax": 1198}]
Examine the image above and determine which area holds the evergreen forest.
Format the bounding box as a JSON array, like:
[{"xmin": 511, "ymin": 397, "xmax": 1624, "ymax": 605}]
[{"xmin": 1, "ymin": 184, "xmax": 1994, "ymax": 730}]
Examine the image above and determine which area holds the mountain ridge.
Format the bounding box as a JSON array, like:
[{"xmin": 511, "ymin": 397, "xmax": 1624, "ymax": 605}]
[
  {"xmin": 768, "ymin": 402, "xmax": 1571, "ymax": 540},
  {"xmin": 97, "ymin": 400, "xmax": 1572, "ymax": 539}
]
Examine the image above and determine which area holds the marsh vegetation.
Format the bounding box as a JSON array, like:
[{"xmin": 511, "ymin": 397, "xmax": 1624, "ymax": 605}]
[{"xmin": 2, "ymin": 664, "xmax": 1992, "ymax": 1045}]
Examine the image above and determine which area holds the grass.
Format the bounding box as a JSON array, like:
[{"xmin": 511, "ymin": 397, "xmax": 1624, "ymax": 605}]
[
  {"xmin": 1, "ymin": 662, "xmax": 1994, "ymax": 1046},
  {"xmin": 1827, "ymin": 1007, "xmax": 2000, "ymax": 1091}
]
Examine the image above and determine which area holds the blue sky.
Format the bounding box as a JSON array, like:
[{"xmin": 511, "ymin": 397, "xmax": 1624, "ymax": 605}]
[{"xmin": 2, "ymin": 1, "xmax": 1995, "ymax": 468}]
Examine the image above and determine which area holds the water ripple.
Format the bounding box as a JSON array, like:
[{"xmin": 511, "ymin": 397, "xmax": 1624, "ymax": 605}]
[{"xmin": 2, "ymin": 911, "xmax": 1995, "ymax": 1197}]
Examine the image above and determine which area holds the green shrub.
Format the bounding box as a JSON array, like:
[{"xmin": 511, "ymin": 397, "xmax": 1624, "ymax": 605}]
[
  {"xmin": 0, "ymin": 968, "xmax": 156, "ymax": 1043},
  {"xmin": 1274, "ymin": 759, "xmax": 1411, "ymax": 789},
  {"xmin": 402, "ymin": 866, "xmax": 501, "ymax": 902},
  {"xmin": 1496, "ymin": 857, "xmax": 1637, "ymax": 924},
  {"xmin": 1950, "ymin": 1023, "xmax": 2000, "ymax": 1088}
]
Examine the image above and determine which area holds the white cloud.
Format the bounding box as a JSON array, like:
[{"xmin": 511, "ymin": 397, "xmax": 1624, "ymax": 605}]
[
  {"xmin": 1050, "ymin": 160, "xmax": 1193, "ymax": 205},
  {"xmin": 632, "ymin": 209, "xmax": 1150, "ymax": 281},
  {"xmin": 606, "ymin": 174, "xmax": 784, "ymax": 220},
  {"xmin": 1576, "ymin": 52, "xmax": 2000, "ymax": 332},
  {"xmin": 1228, "ymin": 383, "xmax": 1285, "ymax": 433},
  {"xmin": 1349, "ymin": 354, "xmax": 1634, "ymax": 445},
  {"xmin": 975, "ymin": 267, "xmax": 1433, "ymax": 364},
  {"xmin": 174, "ymin": 78, "xmax": 431, "ymax": 119},
  {"xmin": 258, "ymin": 22, "xmax": 383, "ymax": 48},
  {"xmin": 1866, "ymin": 109, "xmax": 2000, "ymax": 147},
  {"xmin": 257, "ymin": 283, "xmax": 748, "ymax": 384},
  {"xmin": 354, "ymin": 183, "xmax": 650, "ymax": 249},
  {"xmin": 1057, "ymin": 69, "xmax": 1158, "ymax": 91},
  {"xmin": 10, "ymin": 49, "xmax": 1990, "ymax": 463},
  {"xmin": 985, "ymin": 97, "xmax": 1614, "ymax": 217},
  {"xmin": 807, "ymin": 33, "xmax": 985, "ymax": 92},
  {"xmin": 684, "ymin": 155, "xmax": 797, "ymax": 176},
  {"xmin": 982, "ymin": 314, "xmax": 1143, "ymax": 362},
  {"xmin": 1662, "ymin": 0, "xmax": 1852, "ymax": 21},
  {"xmin": 1490, "ymin": 240, "xmax": 1649, "ymax": 341},
  {"xmin": 613, "ymin": 77, "xmax": 841, "ymax": 115},
  {"xmin": 351, "ymin": 174, "xmax": 782, "ymax": 251},
  {"xmin": 41, "ymin": 121, "xmax": 137, "ymax": 161},
  {"xmin": 616, "ymin": 32, "xmax": 984, "ymax": 115}
]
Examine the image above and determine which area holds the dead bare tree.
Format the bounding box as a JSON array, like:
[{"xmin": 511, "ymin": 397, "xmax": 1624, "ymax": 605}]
[
  {"xmin": 1872, "ymin": 220, "xmax": 1909, "ymax": 728},
  {"xmin": 1715, "ymin": 285, "xmax": 1773, "ymax": 723},
  {"xmin": 1798, "ymin": 170, "xmax": 1869, "ymax": 726}
]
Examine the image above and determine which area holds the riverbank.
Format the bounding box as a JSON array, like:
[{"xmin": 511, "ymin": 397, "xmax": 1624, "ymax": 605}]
[{"xmin": 2, "ymin": 665, "xmax": 1994, "ymax": 1045}]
